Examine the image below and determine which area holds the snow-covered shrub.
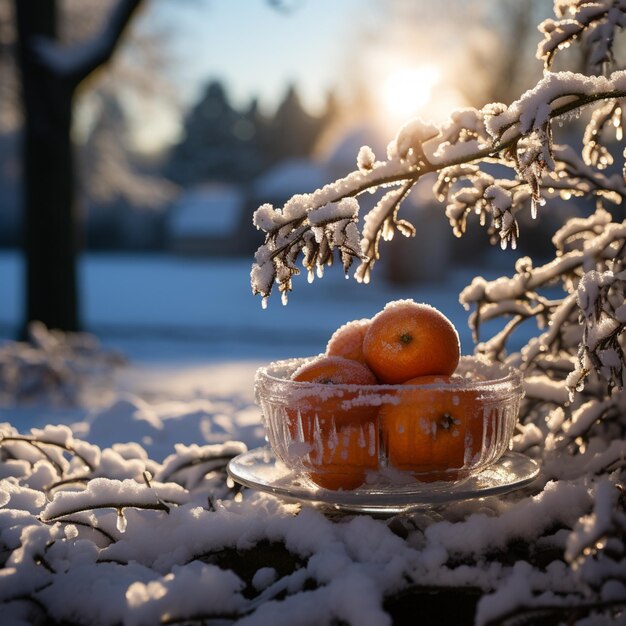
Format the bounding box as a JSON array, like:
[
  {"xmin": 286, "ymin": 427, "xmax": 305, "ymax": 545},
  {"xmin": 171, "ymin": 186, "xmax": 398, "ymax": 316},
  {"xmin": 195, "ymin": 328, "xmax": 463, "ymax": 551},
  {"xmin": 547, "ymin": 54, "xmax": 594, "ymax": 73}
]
[
  {"xmin": 0, "ymin": 422, "xmax": 251, "ymax": 625},
  {"xmin": 0, "ymin": 322, "xmax": 124, "ymax": 406},
  {"xmin": 251, "ymin": 1, "xmax": 626, "ymax": 623}
]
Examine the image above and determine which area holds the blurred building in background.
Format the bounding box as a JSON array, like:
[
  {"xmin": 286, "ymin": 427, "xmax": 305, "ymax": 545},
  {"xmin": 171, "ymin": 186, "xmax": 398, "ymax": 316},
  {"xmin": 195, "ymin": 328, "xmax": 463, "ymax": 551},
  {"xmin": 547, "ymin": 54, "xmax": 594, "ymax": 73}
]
[{"xmin": 167, "ymin": 183, "xmax": 244, "ymax": 255}]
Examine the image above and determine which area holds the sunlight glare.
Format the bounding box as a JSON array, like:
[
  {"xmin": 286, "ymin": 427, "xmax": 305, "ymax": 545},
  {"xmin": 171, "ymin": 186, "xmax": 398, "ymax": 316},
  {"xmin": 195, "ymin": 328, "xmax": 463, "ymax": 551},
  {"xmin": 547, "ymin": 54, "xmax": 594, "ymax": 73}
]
[{"xmin": 381, "ymin": 65, "xmax": 440, "ymax": 120}]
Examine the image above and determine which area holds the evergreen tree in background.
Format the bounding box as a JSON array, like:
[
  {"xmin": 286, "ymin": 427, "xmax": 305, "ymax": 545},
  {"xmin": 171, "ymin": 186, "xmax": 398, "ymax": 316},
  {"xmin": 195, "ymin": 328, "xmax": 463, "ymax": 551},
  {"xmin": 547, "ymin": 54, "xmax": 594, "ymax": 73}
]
[
  {"xmin": 264, "ymin": 84, "xmax": 324, "ymax": 163},
  {"xmin": 166, "ymin": 82, "xmax": 340, "ymax": 187},
  {"xmin": 166, "ymin": 81, "xmax": 265, "ymax": 186}
]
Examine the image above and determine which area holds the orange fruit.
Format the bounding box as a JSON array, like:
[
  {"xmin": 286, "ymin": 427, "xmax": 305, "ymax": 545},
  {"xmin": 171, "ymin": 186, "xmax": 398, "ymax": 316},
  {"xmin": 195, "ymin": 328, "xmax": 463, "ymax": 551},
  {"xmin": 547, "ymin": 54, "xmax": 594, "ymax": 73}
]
[
  {"xmin": 291, "ymin": 355, "xmax": 376, "ymax": 386},
  {"xmin": 362, "ymin": 300, "xmax": 460, "ymax": 384},
  {"xmin": 326, "ymin": 318, "xmax": 371, "ymax": 363},
  {"xmin": 380, "ymin": 375, "xmax": 487, "ymax": 480},
  {"xmin": 288, "ymin": 356, "xmax": 379, "ymax": 490}
]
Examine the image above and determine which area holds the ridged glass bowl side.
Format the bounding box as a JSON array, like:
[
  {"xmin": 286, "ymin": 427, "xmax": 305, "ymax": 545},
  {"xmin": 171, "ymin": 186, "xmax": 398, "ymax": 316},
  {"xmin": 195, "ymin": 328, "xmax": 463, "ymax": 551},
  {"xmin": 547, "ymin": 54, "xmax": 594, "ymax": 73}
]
[{"xmin": 254, "ymin": 355, "xmax": 524, "ymax": 486}]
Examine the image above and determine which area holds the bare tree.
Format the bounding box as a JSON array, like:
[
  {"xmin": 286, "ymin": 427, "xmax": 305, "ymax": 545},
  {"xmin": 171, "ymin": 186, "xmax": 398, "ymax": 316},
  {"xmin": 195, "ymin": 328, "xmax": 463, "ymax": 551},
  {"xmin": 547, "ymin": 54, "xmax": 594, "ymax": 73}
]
[{"xmin": 14, "ymin": 0, "xmax": 144, "ymax": 334}]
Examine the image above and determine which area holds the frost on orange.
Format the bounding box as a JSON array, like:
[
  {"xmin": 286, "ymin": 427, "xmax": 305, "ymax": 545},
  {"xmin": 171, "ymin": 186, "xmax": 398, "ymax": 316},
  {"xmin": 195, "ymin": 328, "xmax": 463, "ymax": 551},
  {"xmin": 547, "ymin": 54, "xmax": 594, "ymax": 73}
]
[
  {"xmin": 291, "ymin": 355, "xmax": 376, "ymax": 386},
  {"xmin": 326, "ymin": 318, "xmax": 371, "ymax": 363},
  {"xmin": 362, "ymin": 300, "xmax": 460, "ymax": 384},
  {"xmin": 380, "ymin": 375, "xmax": 488, "ymax": 481}
]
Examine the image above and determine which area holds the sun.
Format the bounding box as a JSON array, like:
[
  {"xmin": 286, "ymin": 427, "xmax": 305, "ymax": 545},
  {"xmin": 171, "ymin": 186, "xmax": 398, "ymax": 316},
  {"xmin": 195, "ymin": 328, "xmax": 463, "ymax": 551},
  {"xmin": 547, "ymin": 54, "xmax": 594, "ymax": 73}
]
[{"xmin": 381, "ymin": 65, "xmax": 440, "ymax": 121}]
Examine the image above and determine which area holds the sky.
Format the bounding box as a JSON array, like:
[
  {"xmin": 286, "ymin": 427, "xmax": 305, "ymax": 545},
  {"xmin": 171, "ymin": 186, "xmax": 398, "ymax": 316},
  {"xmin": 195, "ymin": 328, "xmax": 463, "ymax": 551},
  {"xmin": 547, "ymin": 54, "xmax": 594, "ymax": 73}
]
[
  {"xmin": 127, "ymin": 0, "xmax": 372, "ymax": 151},
  {"xmin": 123, "ymin": 0, "xmax": 517, "ymax": 153},
  {"xmin": 117, "ymin": 0, "xmax": 547, "ymax": 153},
  {"xmin": 151, "ymin": 0, "xmax": 370, "ymax": 113}
]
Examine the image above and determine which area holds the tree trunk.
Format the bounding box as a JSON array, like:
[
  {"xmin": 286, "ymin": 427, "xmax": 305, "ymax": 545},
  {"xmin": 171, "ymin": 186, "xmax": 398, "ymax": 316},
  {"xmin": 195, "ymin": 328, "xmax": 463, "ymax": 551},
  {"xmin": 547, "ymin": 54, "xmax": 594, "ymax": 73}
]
[
  {"xmin": 15, "ymin": 0, "xmax": 80, "ymax": 335},
  {"xmin": 13, "ymin": 0, "xmax": 143, "ymax": 337}
]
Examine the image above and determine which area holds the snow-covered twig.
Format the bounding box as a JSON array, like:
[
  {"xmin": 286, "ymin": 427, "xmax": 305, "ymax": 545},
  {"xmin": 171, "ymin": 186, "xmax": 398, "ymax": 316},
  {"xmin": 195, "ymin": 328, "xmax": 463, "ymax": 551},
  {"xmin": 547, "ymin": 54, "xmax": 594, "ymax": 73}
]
[
  {"xmin": 0, "ymin": 322, "xmax": 124, "ymax": 406},
  {"xmin": 0, "ymin": 434, "xmax": 96, "ymax": 473},
  {"xmin": 252, "ymin": 72, "xmax": 626, "ymax": 304},
  {"xmin": 538, "ymin": 0, "xmax": 626, "ymax": 75}
]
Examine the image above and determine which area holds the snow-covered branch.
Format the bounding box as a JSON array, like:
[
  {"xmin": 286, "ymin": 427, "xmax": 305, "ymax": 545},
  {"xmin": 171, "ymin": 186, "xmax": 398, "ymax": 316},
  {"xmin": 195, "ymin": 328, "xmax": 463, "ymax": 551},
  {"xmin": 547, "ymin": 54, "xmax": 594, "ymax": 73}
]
[
  {"xmin": 252, "ymin": 71, "xmax": 626, "ymax": 304},
  {"xmin": 2, "ymin": 417, "xmax": 625, "ymax": 625},
  {"xmin": 538, "ymin": 0, "xmax": 626, "ymax": 74},
  {"xmin": 460, "ymin": 209, "xmax": 626, "ymax": 396},
  {"xmin": 0, "ymin": 322, "xmax": 124, "ymax": 405}
]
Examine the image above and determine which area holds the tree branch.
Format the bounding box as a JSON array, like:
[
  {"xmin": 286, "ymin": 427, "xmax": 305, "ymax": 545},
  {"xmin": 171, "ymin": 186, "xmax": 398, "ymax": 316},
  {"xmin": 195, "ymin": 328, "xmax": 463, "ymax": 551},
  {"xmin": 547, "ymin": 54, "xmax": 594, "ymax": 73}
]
[
  {"xmin": 252, "ymin": 72, "xmax": 626, "ymax": 303},
  {"xmin": 483, "ymin": 597, "xmax": 626, "ymax": 626},
  {"xmin": 39, "ymin": 500, "xmax": 170, "ymax": 523},
  {"xmin": 0, "ymin": 434, "xmax": 96, "ymax": 472},
  {"xmin": 330, "ymin": 86, "xmax": 626, "ymax": 206},
  {"xmin": 33, "ymin": 0, "xmax": 144, "ymax": 86}
]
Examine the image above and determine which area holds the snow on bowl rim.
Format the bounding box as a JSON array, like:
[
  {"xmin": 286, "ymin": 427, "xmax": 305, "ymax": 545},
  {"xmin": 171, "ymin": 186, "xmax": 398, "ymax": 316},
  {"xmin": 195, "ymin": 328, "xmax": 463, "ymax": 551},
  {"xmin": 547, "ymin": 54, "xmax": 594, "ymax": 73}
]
[{"xmin": 255, "ymin": 354, "xmax": 524, "ymax": 396}]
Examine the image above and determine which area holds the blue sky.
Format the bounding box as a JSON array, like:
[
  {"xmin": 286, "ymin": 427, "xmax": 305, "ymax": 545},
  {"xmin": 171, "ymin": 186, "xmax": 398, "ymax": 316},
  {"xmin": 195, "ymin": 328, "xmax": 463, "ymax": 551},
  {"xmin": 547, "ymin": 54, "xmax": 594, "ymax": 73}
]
[
  {"xmin": 127, "ymin": 0, "xmax": 474, "ymax": 151},
  {"xmin": 147, "ymin": 0, "xmax": 370, "ymax": 115},
  {"xmin": 124, "ymin": 0, "xmax": 546, "ymax": 152}
]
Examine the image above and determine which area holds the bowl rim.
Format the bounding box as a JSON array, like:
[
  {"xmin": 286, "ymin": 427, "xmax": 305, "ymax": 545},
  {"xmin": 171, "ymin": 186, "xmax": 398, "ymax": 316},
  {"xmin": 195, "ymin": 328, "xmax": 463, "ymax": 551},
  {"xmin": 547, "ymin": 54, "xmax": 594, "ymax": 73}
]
[{"xmin": 255, "ymin": 354, "xmax": 523, "ymax": 393}]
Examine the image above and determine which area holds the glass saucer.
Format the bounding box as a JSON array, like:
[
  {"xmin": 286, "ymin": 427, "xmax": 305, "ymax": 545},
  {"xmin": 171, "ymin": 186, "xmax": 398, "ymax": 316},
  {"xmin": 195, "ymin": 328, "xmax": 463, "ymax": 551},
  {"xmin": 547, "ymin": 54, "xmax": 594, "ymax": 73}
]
[{"xmin": 227, "ymin": 446, "xmax": 540, "ymax": 515}]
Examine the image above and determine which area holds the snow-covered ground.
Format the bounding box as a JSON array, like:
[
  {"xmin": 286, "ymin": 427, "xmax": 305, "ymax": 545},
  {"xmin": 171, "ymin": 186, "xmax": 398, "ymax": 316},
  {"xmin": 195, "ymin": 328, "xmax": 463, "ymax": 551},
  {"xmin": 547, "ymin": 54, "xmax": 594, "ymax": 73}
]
[
  {"xmin": 0, "ymin": 249, "xmax": 519, "ymax": 397},
  {"xmin": 0, "ymin": 250, "xmax": 520, "ymax": 351},
  {"xmin": 5, "ymin": 251, "xmax": 619, "ymax": 626},
  {"xmin": 2, "ymin": 249, "xmax": 509, "ymax": 442}
]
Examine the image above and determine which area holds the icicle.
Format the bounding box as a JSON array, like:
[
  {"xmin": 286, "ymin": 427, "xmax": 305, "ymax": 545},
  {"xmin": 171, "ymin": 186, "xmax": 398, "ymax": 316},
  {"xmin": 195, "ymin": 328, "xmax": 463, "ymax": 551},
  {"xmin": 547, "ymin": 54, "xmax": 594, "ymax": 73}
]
[
  {"xmin": 357, "ymin": 425, "xmax": 366, "ymax": 449},
  {"xmin": 307, "ymin": 269, "xmax": 314, "ymax": 284},
  {"xmin": 312, "ymin": 414, "xmax": 324, "ymax": 458},
  {"xmin": 116, "ymin": 508, "xmax": 127, "ymax": 533},
  {"xmin": 296, "ymin": 410, "xmax": 305, "ymax": 442},
  {"xmin": 281, "ymin": 291, "xmax": 289, "ymax": 306},
  {"xmin": 261, "ymin": 297, "xmax": 268, "ymax": 310},
  {"xmin": 368, "ymin": 422, "xmax": 376, "ymax": 457},
  {"xmin": 327, "ymin": 421, "xmax": 338, "ymax": 452},
  {"xmin": 613, "ymin": 107, "xmax": 621, "ymax": 127}
]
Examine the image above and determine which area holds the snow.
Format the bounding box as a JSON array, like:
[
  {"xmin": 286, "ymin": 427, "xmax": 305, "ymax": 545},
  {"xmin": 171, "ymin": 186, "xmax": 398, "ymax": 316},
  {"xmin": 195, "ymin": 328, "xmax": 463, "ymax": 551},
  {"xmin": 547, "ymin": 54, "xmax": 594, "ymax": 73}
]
[
  {"xmin": 486, "ymin": 71, "xmax": 626, "ymax": 143},
  {"xmin": 167, "ymin": 184, "xmax": 244, "ymax": 238},
  {"xmin": 393, "ymin": 118, "xmax": 439, "ymax": 161},
  {"xmin": 357, "ymin": 145, "xmax": 376, "ymax": 173},
  {"xmin": 1, "ymin": 253, "xmax": 624, "ymax": 624},
  {"xmin": 308, "ymin": 197, "xmax": 359, "ymax": 225}
]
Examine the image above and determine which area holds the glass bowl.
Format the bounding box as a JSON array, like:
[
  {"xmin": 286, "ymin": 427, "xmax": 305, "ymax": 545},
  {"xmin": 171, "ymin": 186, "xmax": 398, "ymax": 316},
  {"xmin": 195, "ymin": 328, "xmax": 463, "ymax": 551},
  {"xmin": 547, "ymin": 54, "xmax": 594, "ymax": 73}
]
[{"xmin": 254, "ymin": 355, "xmax": 524, "ymax": 490}]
